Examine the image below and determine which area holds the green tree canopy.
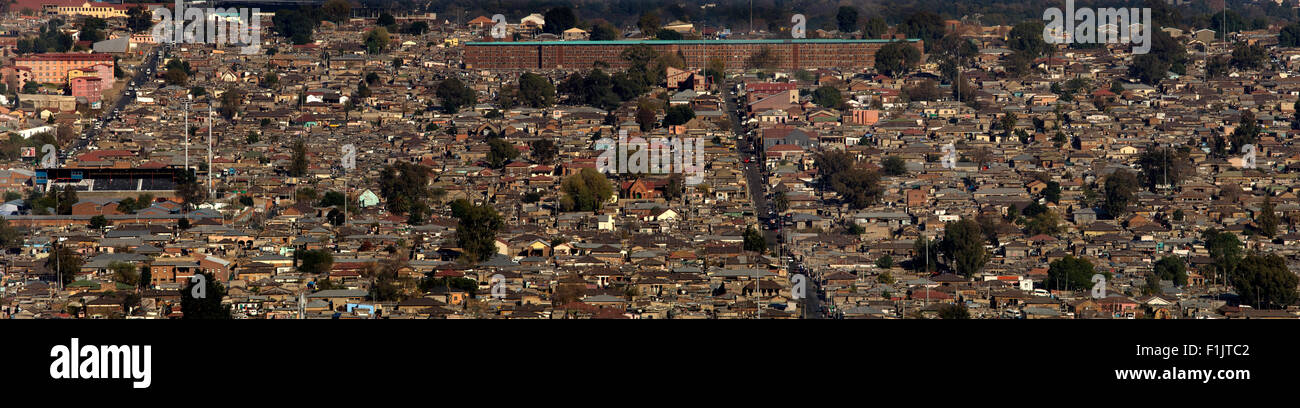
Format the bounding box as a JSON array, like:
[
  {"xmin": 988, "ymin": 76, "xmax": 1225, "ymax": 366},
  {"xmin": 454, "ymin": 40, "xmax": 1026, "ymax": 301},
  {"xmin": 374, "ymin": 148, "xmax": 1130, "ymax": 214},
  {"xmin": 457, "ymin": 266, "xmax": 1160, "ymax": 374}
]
[
  {"xmin": 298, "ymin": 249, "xmax": 334, "ymax": 274},
  {"xmin": 743, "ymin": 226, "xmax": 766, "ymax": 252},
  {"xmin": 939, "ymin": 218, "xmax": 989, "ymax": 277},
  {"xmin": 181, "ymin": 271, "xmax": 231, "ymax": 319},
  {"xmin": 455, "ymin": 201, "xmax": 503, "ymax": 263},
  {"xmin": 518, "ymin": 73, "xmax": 556, "ymax": 108},
  {"xmin": 560, "ymin": 168, "xmax": 613, "ymax": 212},
  {"xmin": 435, "ymin": 77, "xmax": 476, "ymax": 114},
  {"xmin": 1233, "ymin": 254, "xmax": 1299, "ymax": 310},
  {"xmin": 1045, "ymin": 255, "xmax": 1102, "ymax": 292},
  {"xmin": 1102, "ymin": 169, "xmax": 1139, "ymax": 217},
  {"xmin": 812, "ymin": 85, "xmax": 842, "ymax": 108},
  {"xmin": 874, "ymin": 41, "xmax": 920, "ymax": 77}
]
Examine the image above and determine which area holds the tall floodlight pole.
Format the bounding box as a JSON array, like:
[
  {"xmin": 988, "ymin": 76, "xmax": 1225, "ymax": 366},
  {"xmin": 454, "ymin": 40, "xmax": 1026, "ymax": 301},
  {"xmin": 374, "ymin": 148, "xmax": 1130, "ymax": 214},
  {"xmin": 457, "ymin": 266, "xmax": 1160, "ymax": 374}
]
[
  {"xmin": 208, "ymin": 104, "xmax": 214, "ymax": 203},
  {"xmin": 184, "ymin": 99, "xmax": 190, "ymax": 174}
]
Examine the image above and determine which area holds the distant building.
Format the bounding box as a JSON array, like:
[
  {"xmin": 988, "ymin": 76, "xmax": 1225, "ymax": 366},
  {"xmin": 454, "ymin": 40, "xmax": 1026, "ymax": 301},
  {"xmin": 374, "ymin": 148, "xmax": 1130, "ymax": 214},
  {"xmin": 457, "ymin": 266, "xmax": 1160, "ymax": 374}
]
[
  {"xmin": 562, "ymin": 27, "xmax": 589, "ymax": 41},
  {"xmin": 70, "ymin": 76, "xmax": 104, "ymax": 103},
  {"xmin": 465, "ymin": 38, "xmax": 924, "ymax": 71},
  {"xmin": 37, "ymin": 0, "xmax": 136, "ymax": 18},
  {"xmin": 13, "ymin": 53, "xmax": 114, "ymax": 85}
]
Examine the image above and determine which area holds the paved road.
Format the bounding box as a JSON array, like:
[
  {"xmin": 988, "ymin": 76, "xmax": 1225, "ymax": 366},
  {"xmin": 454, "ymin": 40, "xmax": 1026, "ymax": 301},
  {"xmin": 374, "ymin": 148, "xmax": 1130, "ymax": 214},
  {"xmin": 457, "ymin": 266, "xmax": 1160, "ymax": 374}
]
[
  {"xmin": 722, "ymin": 81, "xmax": 822, "ymax": 319},
  {"xmin": 72, "ymin": 44, "xmax": 165, "ymax": 157}
]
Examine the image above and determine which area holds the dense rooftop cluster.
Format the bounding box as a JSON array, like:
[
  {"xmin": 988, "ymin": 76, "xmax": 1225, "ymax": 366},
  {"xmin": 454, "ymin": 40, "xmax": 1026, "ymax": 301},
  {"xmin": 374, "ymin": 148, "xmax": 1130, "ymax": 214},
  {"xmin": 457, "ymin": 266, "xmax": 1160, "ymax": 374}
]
[{"xmin": 2, "ymin": 1, "xmax": 1300, "ymax": 319}]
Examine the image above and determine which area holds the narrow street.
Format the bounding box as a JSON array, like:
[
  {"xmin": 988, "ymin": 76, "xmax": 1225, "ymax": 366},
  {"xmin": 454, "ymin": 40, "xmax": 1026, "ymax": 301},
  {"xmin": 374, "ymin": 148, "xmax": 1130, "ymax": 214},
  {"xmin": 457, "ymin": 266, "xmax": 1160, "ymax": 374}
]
[{"xmin": 723, "ymin": 80, "xmax": 822, "ymax": 319}]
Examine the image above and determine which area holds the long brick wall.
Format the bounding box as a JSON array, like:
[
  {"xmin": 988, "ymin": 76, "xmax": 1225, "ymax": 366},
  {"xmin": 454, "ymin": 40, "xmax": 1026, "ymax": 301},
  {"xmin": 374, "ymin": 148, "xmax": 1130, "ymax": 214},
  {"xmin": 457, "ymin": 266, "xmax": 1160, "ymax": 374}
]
[{"xmin": 464, "ymin": 39, "xmax": 923, "ymax": 72}]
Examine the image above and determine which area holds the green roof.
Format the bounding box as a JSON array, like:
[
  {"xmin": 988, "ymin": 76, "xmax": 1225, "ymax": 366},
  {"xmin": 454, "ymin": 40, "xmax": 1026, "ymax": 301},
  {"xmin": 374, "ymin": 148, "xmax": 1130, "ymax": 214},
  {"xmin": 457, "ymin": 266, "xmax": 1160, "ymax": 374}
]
[{"xmin": 467, "ymin": 38, "xmax": 921, "ymax": 46}]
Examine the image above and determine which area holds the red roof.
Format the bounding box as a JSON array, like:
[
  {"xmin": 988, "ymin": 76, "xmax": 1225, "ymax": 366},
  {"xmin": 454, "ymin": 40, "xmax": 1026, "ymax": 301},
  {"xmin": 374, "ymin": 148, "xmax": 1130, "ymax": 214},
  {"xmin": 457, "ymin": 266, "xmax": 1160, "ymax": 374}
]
[
  {"xmin": 766, "ymin": 144, "xmax": 804, "ymax": 153},
  {"xmin": 76, "ymin": 149, "xmax": 134, "ymax": 162}
]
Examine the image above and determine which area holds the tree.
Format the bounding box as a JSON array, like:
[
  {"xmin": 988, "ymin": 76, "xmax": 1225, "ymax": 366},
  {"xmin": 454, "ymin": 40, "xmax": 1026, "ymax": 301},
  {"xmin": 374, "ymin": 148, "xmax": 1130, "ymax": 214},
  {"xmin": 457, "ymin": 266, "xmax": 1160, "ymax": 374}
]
[
  {"xmin": 664, "ymin": 105, "xmax": 696, "ymax": 126},
  {"xmin": 46, "ymin": 244, "xmax": 83, "ymax": 287},
  {"xmin": 455, "ymin": 201, "xmax": 503, "ymax": 263},
  {"xmin": 590, "ymin": 22, "xmax": 619, "ymax": 41},
  {"xmin": 637, "ymin": 12, "xmax": 661, "ymax": 38},
  {"xmin": 319, "ymin": 191, "xmax": 345, "ymax": 206},
  {"xmin": 939, "ymin": 218, "xmax": 989, "ymax": 277},
  {"xmin": 881, "ymin": 156, "xmax": 907, "ymax": 176},
  {"xmin": 378, "ymin": 162, "xmax": 431, "ymax": 216},
  {"xmin": 126, "ymin": 6, "xmax": 153, "ymax": 32},
  {"xmin": 811, "ymin": 85, "xmax": 842, "ymax": 109},
  {"xmin": 898, "ymin": 11, "xmax": 944, "ymax": 53},
  {"xmin": 1294, "ymin": 96, "xmax": 1300, "ymax": 130},
  {"xmin": 828, "ymin": 168, "xmax": 882, "ymax": 209},
  {"xmin": 530, "ymin": 139, "xmax": 558, "ymax": 165},
  {"xmin": 364, "ymin": 27, "xmax": 389, "ymax": 54},
  {"xmin": 419, "ymin": 275, "xmax": 477, "ymax": 294},
  {"xmin": 1206, "ymin": 55, "xmax": 1230, "ymax": 79},
  {"xmin": 0, "ymin": 217, "xmax": 20, "ymax": 253},
  {"xmin": 181, "ymin": 271, "xmax": 230, "ymax": 319},
  {"xmin": 874, "ymin": 41, "xmax": 920, "ymax": 77},
  {"xmin": 322, "ymin": 0, "xmax": 351, "ymax": 24},
  {"xmin": 876, "ymin": 255, "xmax": 893, "ymax": 269},
  {"xmin": 937, "ymin": 304, "xmax": 970, "ymax": 319},
  {"xmin": 365, "ymin": 257, "xmax": 408, "ymax": 302},
  {"xmin": 485, "ymin": 137, "xmax": 519, "ymax": 169},
  {"xmin": 219, "ymin": 88, "xmax": 243, "ymax": 120},
  {"xmin": 664, "ymin": 173, "xmax": 684, "ymax": 202},
  {"xmin": 862, "ymin": 16, "xmax": 888, "ymax": 39},
  {"xmin": 1257, "ymin": 195, "xmax": 1279, "ymax": 238},
  {"xmin": 1007, "ymin": 21, "xmax": 1048, "ymax": 58},
  {"xmin": 560, "ymin": 168, "xmax": 613, "ymax": 212},
  {"xmin": 518, "ymin": 73, "xmax": 555, "ymax": 108},
  {"xmin": 138, "ymin": 265, "xmax": 151, "ymax": 289},
  {"xmin": 1229, "ymin": 42, "xmax": 1267, "ymax": 71},
  {"xmin": 1024, "ymin": 210, "xmax": 1062, "ymax": 236},
  {"xmin": 109, "ymin": 261, "xmax": 139, "ymax": 286},
  {"xmin": 912, "ymin": 236, "xmax": 941, "ymax": 273},
  {"xmin": 88, "ymin": 215, "xmax": 107, "ymax": 231},
  {"xmin": 272, "ymin": 8, "xmax": 320, "ymax": 44},
  {"xmin": 1203, "ymin": 229, "xmax": 1243, "ymax": 285},
  {"xmin": 1137, "ymin": 144, "xmax": 1193, "ymax": 191},
  {"xmin": 1042, "ymin": 181, "xmax": 1061, "ymax": 204},
  {"xmin": 743, "ymin": 226, "xmax": 766, "ymax": 252},
  {"xmin": 289, "ymin": 138, "xmax": 308, "ymax": 177},
  {"xmin": 261, "ymin": 71, "xmax": 279, "ymax": 89},
  {"xmin": 404, "ymin": 21, "xmax": 429, "ymax": 35},
  {"xmin": 835, "ymin": 6, "xmax": 859, "ymax": 33},
  {"xmin": 78, "ymin": 19, "xmax": 105, "ymax": 43},
  {"xmin": 636, "ymin": 99, "xmax": 657, "ymax": 131},
  {"xmin": 998, "ymin": 112, "xmax": 1018, "ymax": 140},
  {"xmin": 542, "ymin": 7, "xmax": 577, "ymax": 35},
  {"xmin": 163, "ymin": 66, "xmax": 188, "ymax": 86},
  {"xmin": 435, "ymin": 78, "xmax": 476, "ymax": 114},
  {"xmin": 57, "ymin": 185, "xmax": 76, "ymax": 215},
  {"xmin": 1233, "ymin": 254, "xmax": 1299, "ymax": 310},
  {"xmin": 1281, "ymin": 23, "xmax": 1300, "ymax": 47},
  {"xmin": 1045, "ymin": 255, "xmax": 1100, "ymax": 292},
  {"xmin": 773, "ymin": 190, "xmax": 788, "ymax": 212},
  {"xmin": 1153, "ymin": 256, "xmax": 1188, "ymax": 287},
  {"xmin": 1102, "ymin": 169, "xmax": 1139, "ymax": 217},
  {"xmin": 376, "ymin": 12, "xmax": 396, "ymax": 27},
  {"xmin": 1230, "ymin": 110, "xmax": 1260, "ymax": 153},
  {"xmin": 297, "ymin": 249, "xmax": 334, "ymax": 274},
  {"xmin": 902, "ymin": 80, "xmax": 939, "ymax": 101},
  {"xmin": 655, "ymin": 29, "xmax": 683, "ymax": 40}
]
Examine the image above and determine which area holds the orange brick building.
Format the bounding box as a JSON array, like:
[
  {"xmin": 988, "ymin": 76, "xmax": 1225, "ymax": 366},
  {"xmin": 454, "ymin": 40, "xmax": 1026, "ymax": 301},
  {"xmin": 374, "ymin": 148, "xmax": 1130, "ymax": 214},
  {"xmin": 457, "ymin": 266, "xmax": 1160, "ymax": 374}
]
[
  {"xmin": 13, "ymin": 53, "xmax": 114, "ymax": 85},
  {"xmin": 464, "ymin": 38, "xmax": 923, "ymax": 71}
]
